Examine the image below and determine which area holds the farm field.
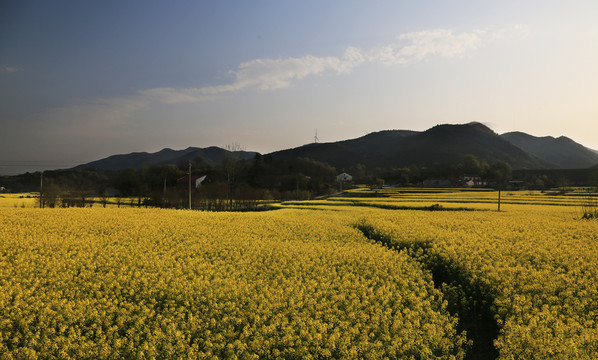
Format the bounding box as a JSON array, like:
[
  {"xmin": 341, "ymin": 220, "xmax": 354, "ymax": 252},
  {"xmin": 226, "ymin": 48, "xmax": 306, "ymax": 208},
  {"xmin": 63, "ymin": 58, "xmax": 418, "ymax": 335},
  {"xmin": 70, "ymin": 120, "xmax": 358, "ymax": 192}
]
[
  {"xmin": 1, "ymin": 187, "xmax": 597, "ymax": 359},
  {"xmin": 0, "ymin": 194, "xmax": 38, "ymax": 208},
  {"xmin": 0, "ymin": 193, "xmax": 146, "ymax": 209}
]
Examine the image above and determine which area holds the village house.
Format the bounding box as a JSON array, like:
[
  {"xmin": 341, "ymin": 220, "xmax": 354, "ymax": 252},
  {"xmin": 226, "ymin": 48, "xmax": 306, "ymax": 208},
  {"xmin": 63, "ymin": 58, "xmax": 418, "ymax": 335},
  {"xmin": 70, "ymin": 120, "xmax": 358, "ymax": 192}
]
[
  {"xmin": 336, "ymin": 172, "xmax": 352, "ymax": 183},
  {"xmin": 336, "ymin": 172, "xmax": 352, "ymax": 192},
  {"xmin": 461, "ymin": 175, "xmax": 487, "ymax": 188},
  {"xmin": 176, "ymin": 175, "xmax": 207, "ymax": 189}
]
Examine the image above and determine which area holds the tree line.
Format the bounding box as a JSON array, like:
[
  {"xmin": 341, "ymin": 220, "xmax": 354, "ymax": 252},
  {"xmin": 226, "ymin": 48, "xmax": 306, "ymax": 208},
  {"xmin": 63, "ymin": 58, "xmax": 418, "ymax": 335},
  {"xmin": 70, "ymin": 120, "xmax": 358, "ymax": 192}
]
[
  {"xmin": 3, "ymin": 154, "xmax": 341, "ymax": 210},
  {"xmin": 2, "ymin": 153, "xmax": 597, "ymax": 211}
]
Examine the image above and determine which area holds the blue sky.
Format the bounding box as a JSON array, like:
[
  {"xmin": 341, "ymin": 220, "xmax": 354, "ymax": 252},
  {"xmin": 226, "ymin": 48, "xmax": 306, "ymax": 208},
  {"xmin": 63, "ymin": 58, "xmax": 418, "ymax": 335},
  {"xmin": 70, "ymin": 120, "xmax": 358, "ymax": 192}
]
[{"xmin": 1, "ymin": 1, "xmax": 598, "ymax": 175}]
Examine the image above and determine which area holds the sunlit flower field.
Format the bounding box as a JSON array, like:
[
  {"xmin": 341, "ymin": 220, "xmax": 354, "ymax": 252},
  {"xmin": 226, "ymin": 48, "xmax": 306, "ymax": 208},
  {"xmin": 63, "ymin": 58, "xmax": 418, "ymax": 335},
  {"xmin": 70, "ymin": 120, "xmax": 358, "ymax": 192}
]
[{"xmin": 1, "ymin": 188, "xmax": 597, "ymax": 359}]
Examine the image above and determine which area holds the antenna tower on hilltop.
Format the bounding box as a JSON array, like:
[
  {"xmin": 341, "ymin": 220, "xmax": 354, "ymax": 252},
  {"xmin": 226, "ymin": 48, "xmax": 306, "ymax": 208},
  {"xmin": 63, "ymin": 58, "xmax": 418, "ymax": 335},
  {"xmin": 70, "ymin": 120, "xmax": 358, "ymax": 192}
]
[{"xmin": 314, "ymin": 129, "xmax": 319, "ymax": 143}]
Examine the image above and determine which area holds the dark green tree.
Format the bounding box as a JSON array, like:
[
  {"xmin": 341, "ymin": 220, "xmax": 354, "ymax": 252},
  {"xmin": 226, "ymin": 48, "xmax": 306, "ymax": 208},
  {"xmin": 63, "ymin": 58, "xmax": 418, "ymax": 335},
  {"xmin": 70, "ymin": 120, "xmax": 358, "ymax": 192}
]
[{"xmin": 490, "ymin": 161, "xmax": 512, "ymax": 211}]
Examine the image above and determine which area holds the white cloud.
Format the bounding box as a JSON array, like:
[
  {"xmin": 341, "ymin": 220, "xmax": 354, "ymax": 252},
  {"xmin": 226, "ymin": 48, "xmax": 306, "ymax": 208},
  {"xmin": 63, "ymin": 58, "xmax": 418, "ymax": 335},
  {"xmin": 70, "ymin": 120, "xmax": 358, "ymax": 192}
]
[
  {"xmin": 215, "ymin": 28, "xmax": 503, "ymax": 92},
  {"xmin": 368, "ymin": 29, "xmax": 486, "ymax": 65},
  {"xmin": 203, "ymin": 46, "xmax": 366, "ymax": 93},
  {"xmin": 139, "ymin": 27, "xmax": 517, "ymax": 103},
  {"xmin": 137, "ymin": 47, "xmax": 366, "ymax": 103},
  {"xmin": 34, "ymin": 26, "xmax": 525, "ymax": 129},
  {"xmin": 138, "ymin": 87, "xmax": 207, "ymax": 104}
]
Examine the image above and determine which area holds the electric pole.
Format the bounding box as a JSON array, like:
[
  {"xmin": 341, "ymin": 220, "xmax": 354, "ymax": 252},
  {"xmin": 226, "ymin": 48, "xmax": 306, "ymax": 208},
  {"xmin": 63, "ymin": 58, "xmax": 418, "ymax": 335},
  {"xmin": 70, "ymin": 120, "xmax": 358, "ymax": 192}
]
[
  {"xmin": 40, "ymin": 171, "xmax": 43, "ymax": 208},
  {"xmin": 188, "ymin": 161, "xmax": 192, "ymax": 210}
]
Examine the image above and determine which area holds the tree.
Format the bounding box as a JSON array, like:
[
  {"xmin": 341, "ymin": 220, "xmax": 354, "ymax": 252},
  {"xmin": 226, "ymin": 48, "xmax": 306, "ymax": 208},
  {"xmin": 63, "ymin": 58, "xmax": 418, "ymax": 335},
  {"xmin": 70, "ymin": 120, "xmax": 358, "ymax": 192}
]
[
  {"xmin": 224, "ymin": 143, "xmax": 244, "ymax": 206},
  {"xmin": 462, "ymin": 154, "xmax": 482, "ymax": 175},
  {"xmin": 39, "ymin": 180, "xmax": 61, "ymax": 208},
  {"xmin": 116, "ymin": 168, "xmax": 139, "ymax": 197},
  {"xmin": 490, "ymin": 161, "xmax": 512, "ymax": 211}
]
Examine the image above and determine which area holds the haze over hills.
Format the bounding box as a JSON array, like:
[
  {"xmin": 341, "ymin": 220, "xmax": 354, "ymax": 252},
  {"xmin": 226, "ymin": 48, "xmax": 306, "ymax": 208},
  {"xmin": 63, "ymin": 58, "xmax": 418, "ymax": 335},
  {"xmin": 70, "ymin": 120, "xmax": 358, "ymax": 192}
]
[{"xmin": 73, "ymin": 122, "xmax": 598, "ymax": 172}]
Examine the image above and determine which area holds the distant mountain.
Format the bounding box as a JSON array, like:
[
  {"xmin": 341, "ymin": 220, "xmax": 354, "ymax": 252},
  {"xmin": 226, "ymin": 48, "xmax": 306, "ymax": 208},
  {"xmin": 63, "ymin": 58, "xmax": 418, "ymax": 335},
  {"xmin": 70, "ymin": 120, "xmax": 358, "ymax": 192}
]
[
  {"xmin": 73, "ymin": 122, "xmax": 596, "ymax": 172},
  {"xmin": 501, "ymin": 132, "xmax": 598, "ymax": 169},
  {"xmin": 75, "ymin": 146, "xmax": 256, "ymax": 170},
  {"xmin": 271, "ymin": 122, "xmax": 552, "ymax": 169},
  {"xmin": 265, "ymin": 130, "xmax": 417, "ymax": 170}
]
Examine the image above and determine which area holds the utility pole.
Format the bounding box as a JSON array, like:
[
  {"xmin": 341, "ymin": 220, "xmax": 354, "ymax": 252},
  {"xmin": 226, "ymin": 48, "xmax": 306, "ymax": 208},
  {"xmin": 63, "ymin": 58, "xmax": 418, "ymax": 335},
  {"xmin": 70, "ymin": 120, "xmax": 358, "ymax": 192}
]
[
  {"xmin": 40, "ymin": 171, "xmax": 43, "ymax": 208},
  {"xmin": 188, "ymin": 161, "xmax": 192, "ymax": 210}
]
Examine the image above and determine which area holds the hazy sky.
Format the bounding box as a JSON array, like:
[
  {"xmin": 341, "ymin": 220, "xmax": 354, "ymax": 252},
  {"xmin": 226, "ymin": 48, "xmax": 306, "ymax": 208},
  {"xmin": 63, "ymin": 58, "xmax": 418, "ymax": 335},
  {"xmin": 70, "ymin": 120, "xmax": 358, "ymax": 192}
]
[{"xmin": 2, "ymin": 1, "xmax": 598, "ymax": 175}]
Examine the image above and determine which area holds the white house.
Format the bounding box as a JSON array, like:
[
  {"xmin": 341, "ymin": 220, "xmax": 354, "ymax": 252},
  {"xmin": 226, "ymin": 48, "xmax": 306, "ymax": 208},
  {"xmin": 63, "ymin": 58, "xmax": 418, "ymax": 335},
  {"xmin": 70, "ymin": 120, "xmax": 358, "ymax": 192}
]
[
  {"xmin": 336, "ymin": 173, "xmax": 352, "ymax": 182},
  {"xmin": 461, "ymin": 175, "xmax": 487, "ymax": 188}
]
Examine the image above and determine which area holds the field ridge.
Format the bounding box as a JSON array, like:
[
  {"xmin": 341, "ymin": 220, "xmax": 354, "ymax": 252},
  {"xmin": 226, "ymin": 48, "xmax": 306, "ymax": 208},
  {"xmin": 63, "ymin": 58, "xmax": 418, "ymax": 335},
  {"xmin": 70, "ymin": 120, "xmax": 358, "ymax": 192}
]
[{"xmin": 356, "ymin": 221, "xmax": 499, "ymax": 360}]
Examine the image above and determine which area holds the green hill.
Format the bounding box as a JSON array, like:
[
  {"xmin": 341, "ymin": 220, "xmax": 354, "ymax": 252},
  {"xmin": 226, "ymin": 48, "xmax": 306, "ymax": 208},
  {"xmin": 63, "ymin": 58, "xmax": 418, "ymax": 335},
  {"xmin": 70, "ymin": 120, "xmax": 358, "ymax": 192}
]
[
  {"xmin": 73, "ymin": 123, "xmax": 595, "ymax": 172},
  {"xmin": 75, "ymin": 147, "xmax": 256, "ymax": 170},
  {"xmin": 501, "ymin": 132, "xmax": 598, "ymax": 169},
  {"xmin": 271, "ymin": 122, "xmax": 551, "ymax": 169}
]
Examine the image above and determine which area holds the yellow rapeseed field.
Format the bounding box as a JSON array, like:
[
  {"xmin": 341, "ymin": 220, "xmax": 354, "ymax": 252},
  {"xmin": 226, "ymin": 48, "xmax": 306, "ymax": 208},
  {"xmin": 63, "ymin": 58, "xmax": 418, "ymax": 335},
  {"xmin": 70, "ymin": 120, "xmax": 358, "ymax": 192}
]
[
  {"xmin": 0, "ymin": 207, "xmax": 466, "ymax": 359},
  {"xmin": 1, "ymin": 187, "xmax": 597, "ymax": 359},
  {"xmin": 352, "ymin": 189, "xmax": 598, "ymax": 358},
  {"xmin": 0, "ymin": 194, "xmax": 37, "ymax": 208}
]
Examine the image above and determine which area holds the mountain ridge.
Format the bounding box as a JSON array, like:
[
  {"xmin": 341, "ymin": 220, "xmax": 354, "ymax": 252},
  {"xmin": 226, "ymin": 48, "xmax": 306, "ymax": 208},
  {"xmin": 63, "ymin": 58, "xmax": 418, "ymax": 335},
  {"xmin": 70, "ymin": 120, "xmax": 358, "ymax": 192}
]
[
  {"xmin": 73, "ymin": 122, "xmax": 598, "ymax": 171},
  {"xmin": 500, "ymin": 131, "xmax": 598, "ymax": 169},
  {"xmin": 75, "ymin": 146, "xmax": 256, "ymax": 170},
  {"xmin": 270, "ymin": 122, "xmax": 555, "ymax": 170}
]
